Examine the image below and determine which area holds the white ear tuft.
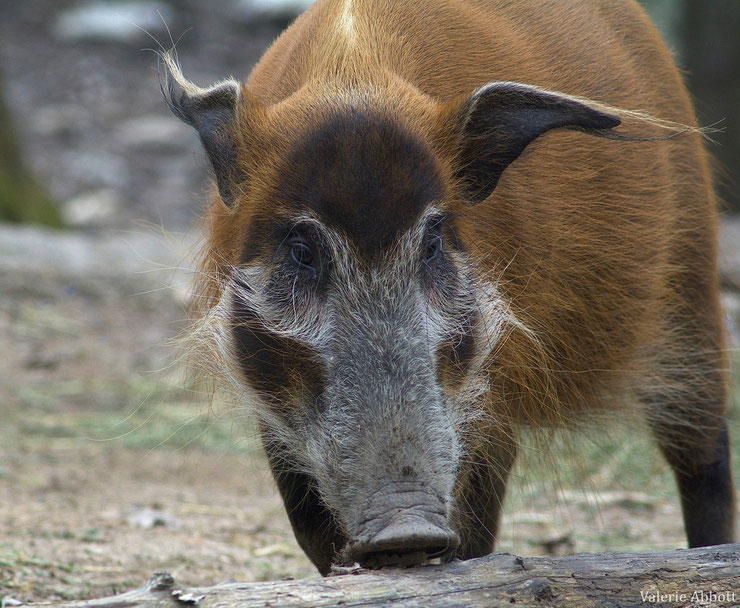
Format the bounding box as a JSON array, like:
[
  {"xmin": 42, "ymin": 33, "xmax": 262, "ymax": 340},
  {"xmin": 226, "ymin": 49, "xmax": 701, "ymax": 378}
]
[
  {"xmin": 159, "ymin": 51, "xmax": 245, "ymax": 207},
  {"xmin": 159, "ymin": 51, "xmax": 240, "ymax": 125}
]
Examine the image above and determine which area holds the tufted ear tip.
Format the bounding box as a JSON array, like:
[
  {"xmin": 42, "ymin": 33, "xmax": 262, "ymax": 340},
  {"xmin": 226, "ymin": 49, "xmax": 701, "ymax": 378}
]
[
  {"xmin": 159, "ymin": 51, "xmax": 246, "ymax": 207},
  {"xmin": 452, "ymin": 81, "xmax": 622, "ymax": 204}
]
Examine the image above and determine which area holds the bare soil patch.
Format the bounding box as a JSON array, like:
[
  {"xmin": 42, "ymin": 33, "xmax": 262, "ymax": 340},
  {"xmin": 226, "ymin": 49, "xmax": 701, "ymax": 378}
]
[{"xmin": 0, "ymin": 226, "xmax": 718, "ymax": 602}]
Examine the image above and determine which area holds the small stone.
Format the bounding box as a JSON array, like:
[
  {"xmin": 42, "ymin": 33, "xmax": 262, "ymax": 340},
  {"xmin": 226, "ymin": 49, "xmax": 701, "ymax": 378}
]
[
  {"xmin": 53, "ymin": 2, "xmax": 173, "ymax": 43},
  {"xmin": 126, "ymin": 506, "xmax": 181, "ymax": 530},
  {"xmin": 172, "ymin": 590, "xmax": 205, "ymax": 605},
  {"xmin": 254, "ymin": 542, "xmax": 296, "ymax": 557},
  {"xmin": 235, "ymin": 0, "xmax": 313, "ymax": 21},
  {"xmin": 117, "ymin": 115, "xmax": 191, "ymax": 151},
  {"xmin": 33, "ymin": 104, "xmax": 88, "ymax": 136},
  {"xmin": 62, "ymin": 189, "xmax": 121, "ymax": 227},
  {"xmin": 65, "ymin": 152, "xmax": 129, "ymax": 191}
]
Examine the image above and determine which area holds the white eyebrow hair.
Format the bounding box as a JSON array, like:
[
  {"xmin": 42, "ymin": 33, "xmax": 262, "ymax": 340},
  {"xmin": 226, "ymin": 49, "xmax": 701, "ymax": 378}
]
[
  {"xmin": 385, "ymin": 205, "xmax": 445, "ymax": 258},
  {"xmin": 252, "ymin": 204, "xmax": 447, "ymax": 277}
]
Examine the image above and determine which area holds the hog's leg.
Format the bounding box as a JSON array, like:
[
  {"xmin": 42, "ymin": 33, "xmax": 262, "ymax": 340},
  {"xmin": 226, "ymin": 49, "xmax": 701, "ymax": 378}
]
[
  {"xmin": 450, "ymin": 437, "xmax": 517, "ymax": 559},
  {"xmin": 648, "ymin": 392, "xmax": 735, "ymax": 547},
  {"xmin": 263, "ymin": 438, "xmax": 347, "ymax": 575},
  {"xmin": 644, "ymin": 277, "xmax": 735, "ymax": 546}
]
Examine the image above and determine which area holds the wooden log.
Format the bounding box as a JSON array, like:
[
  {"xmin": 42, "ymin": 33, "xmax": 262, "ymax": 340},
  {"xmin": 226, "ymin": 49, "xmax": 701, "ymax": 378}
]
[{"xmin": 33, "ymin": 544, "xmax": 740, "ymax": 608}]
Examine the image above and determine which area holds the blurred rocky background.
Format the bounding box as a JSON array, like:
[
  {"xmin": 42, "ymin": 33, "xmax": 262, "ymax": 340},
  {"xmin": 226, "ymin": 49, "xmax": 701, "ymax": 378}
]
[
  {"xmin": 0, "ymin": 0, "xmax": 314, "ymax": 232},
  {"xmin": 1, "ymin": 0, "xmax": 739, "ymax": 233},
  {"xmin": 0, "ymin": 0, "xmax": 738, "ymax": 601},
  {"xmin": 0, "ymin": 0, "xmax": 738, "ymax": 344}
]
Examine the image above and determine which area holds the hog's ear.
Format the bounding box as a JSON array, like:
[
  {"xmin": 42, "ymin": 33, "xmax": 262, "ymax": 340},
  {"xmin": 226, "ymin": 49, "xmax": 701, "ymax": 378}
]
[
  {"xmin": 161, "ymin": 54, "xmax": 250, "ymax": 207},
  {"xmin": 451, "ymin": 82, "xmax": 621, "ymax": 204}
]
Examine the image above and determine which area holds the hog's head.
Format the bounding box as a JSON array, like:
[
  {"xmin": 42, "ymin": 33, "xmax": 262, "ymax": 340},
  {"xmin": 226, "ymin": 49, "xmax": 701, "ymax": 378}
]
[{"xmin": 163, "ymin": 55, "xmax": 619, "ymax": 573}]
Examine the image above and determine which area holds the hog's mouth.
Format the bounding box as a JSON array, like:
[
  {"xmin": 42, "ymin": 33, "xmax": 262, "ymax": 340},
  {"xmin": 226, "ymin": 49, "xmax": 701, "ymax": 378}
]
[
  {"xmin": 342, "ymin": 511, "xmax": 460, "ymax": 569},
  {"xmin": 359, "ymin": 550, "xmax": 436, "ymax": 569}
]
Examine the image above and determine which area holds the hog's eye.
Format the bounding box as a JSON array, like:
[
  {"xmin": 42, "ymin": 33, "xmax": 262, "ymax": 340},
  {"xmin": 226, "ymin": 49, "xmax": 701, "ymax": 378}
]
[
  {"xmin": 423, "ymin": 215, "xmax": 446, "ymax": 265},
  {"xmin": 277, "ymin": 223, "xmax": 325, "ymax": 283},
  {"xmin": 290, "ymin": 241, "xmax": 315, "ymax": 270},
  {"xmin": 424, "ymin": 233, "xmax": 442, "ymax": 264},
  {"xmin": 425, "ymin": 234, "xmax": 442, "ymax": 263}
]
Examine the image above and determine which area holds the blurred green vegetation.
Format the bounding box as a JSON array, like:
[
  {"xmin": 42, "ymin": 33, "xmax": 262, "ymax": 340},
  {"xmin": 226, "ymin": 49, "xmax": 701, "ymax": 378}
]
[
  {"xmin": 0, "ymin": 70, "xmax": 62, "ymax": 227},
  {"xmin": 8, "ymin": 377, "xmax": 250, "ymax": 455}
]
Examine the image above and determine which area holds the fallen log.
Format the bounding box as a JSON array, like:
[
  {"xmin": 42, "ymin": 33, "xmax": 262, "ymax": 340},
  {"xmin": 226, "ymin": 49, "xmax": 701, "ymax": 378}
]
[{"xmin": 34, "ymin": 544, "xmax": 740, "ymax": 608}]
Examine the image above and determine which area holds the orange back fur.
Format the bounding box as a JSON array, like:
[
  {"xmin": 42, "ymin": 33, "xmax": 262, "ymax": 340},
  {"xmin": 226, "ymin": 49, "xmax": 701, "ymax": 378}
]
[{"xmin": 191, "ymin": 0, "xmax": 724, "ymax": 430}]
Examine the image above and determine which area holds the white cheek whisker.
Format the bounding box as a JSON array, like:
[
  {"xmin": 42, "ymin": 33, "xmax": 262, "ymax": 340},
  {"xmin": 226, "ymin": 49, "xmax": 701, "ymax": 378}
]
[{"xmin": 291, "ymin": 273, "xmax": 300, "ymax": 325}]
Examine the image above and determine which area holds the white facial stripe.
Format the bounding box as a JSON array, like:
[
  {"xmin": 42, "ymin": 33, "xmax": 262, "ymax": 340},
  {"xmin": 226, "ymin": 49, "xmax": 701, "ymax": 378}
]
[
  {"xmin": 235, "ymin": 207, "xmax": 516, "ymax": 359},
  {"xmin": 161, "ymin": 51, "xmax": 240, "ymax": 102},
  {"xmin": 231, "ymin": 264, "xmax": 334, "ymax": 349},
  {"xmin": 339, "ymin": 0, "xmax": 355, "ymax": 39},
  {"xmin": 203, "ymin": 209, "xmax": 521, "ymax": 409}
]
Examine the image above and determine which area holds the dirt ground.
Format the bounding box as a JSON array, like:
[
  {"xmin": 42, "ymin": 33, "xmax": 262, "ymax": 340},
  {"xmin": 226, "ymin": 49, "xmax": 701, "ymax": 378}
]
[
  {"xmin": 1, "ymin": 228, "xmax": 736, "ymax": 603},
  {"xmin": 0, "ymin": 226, "xmax": 318, "ymax": 601}
]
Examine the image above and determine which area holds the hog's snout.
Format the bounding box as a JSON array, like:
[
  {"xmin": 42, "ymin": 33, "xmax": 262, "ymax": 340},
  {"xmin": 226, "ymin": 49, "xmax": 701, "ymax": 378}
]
[
  {"xmin": 347, "ymin": 512, "xmax": 459, "ymax": 567},
  {"xmin": 344, "ymin": 485, "xmax": 460, "ymax": 568}
]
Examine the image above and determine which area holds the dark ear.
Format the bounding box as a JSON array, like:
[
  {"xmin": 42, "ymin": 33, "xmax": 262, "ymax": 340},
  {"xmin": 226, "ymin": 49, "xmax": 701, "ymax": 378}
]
[
  {"xmin": 161, "ymin": 54, "xmax": 247, "ymax": 207},
  {"xmin": 453, "ymin": 82, "xmax": 621, "ymax": 203}
]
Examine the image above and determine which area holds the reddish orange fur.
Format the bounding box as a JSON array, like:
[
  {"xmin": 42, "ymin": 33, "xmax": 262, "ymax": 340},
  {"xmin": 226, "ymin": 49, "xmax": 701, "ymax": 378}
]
[
  {"xmin": 194, "ymin": 0, "xmax": 724, "ymax": 428},
  {"xmin": 182, "ymin": 0, "xmax": 733, "ymax": 554}
]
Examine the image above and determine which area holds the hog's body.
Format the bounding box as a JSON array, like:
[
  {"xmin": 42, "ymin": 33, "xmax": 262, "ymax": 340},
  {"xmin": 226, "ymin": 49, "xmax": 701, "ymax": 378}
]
[{"xmin": 166, "ymin": 0, "xmax": 735, "ymax": 573}]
